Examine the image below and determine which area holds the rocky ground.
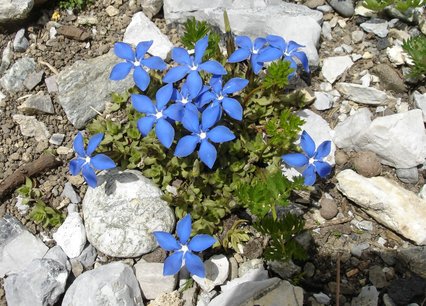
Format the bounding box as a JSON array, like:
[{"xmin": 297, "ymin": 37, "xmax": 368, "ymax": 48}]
[{"xmin": 0, "ymin": 0, "xmax": 426, "ymax": 305}]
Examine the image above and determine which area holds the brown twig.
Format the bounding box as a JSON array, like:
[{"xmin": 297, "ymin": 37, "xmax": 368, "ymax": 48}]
[{"xmin": 0, "ymin": 153, "xmax": 62, "ymax": 201}]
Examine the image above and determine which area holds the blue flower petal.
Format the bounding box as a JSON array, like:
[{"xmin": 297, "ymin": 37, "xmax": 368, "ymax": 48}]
[
  {"xmin": 207, "ymin": 126, "xmax": 235, "ymax": 143},
  {"xmin": 177, "ymin": 214, "xmax": 192, "ymax": 244},
  {"xmin": 287, "ymin": 40, "xmax": 304, "ymax": 53},
  {"xmin": 201, "ymin": 105, "xmax": 221, "ymax": 131},
  {"xmin": 281, "ymin": 153, "xmax": 308, "ymax": 167},
  {"xmin": 137, "ymin": 116, "xmax": 156, "ymax": 136},
  {"xmin": 314, "ymin": 161, "xmax": 332, "ymax": 178},
  {"xmin": 182, "ymin": 109, "xmax": 200, "ymax": 134},
  {"xmin": 132, "ymin": 94, "xmax": 156, "ymax": 114},
  {"xmin": 222, "ymin": 97, "xmax": 243, "ymax": 121},
  {"xmin": 199, "ymin": 140, "xmax": 217, "ymax": 169},
  {"xmin": 253, "ymin": 37, "xmax": 267, "ymax": 50},
  {"xmin": 187, "ymin": 71, "xmax": 203, "ymax": 99},
  {"xmin": 199, "ymin": 60, "xmax": 227, "ymax": 75},
  {"xmin": 153, "ymin": 231, "xmax": 180, "ymax": 251},
  {"xmin": 172, "ymin": 47, "xmax": 191, "ymax": 65},
  {"xmin": 194, "ymin": 36, "xmax": 209, "ymax": 64},
  {"xmin": 174, "ymin": 135, "xmax": 199, "ymax": 157},
  {"xmin": 293, "ymin": 51, "xmax": 309, "ymax": 73},
  {"xmin": 90, "ymin": 154, "xmax": 116, "ymax": 170},
  {"xmin": 223, "ymin": 78, "xmax": 249, "ymax": 94},
  {"xmin": 141, "ymin": 56, "xmax": 167, "ymax": 71},
  {"xmin": 300, "ymin": 130, "xmax": 316, "ymax": 158},
  {"xmin": 250, "ymin": 55, "xmax": 264, "ymax": 75},
  {"xmin": 235, "ymin": 36, "xmax": 252, "ymax": 50},
  {"xmin": 164, "ymin": 251, "xmax": 184, "ymax": 276},
  {"xmin": 156, "ymin": 84, "xmax": 173, "ymax": 110},
  {"xmin": 184, "ymin": 252, "xmax": 205, "ymax": 278},
  {"xmin": 82, "ymin": 165, "xmax": 97, "ymax": 188},
  {"xmin": 135, "ymin": 41, "xmax": 153, "ymax": 59},
  {"xmin": 109, "ymin": 62, "xmax": 133, "ymax": 80},
  {"xmin": 69, "ymin": 158, "xmax": 84, "ymax": 176},
  {"xmin": 266, "ymin": 34, "xmax": 287, "ymax": 51},
  {"xmin": 228, "ymin": 48, "xmax": 251, "ymax": 63},
  {"xmin": 155, "ymin": 118, "xmax": 175, "ymax": 148},
  {"xmin": 133, "ymin": 66, "xmax": 150, "ymax": 91},
  {"xmin": 256, "ymin": 46, "xmax": 282, "ymax": 62},
  {"xmin": 198, "ymin": 91, "xmax": 215, "ymax": 108},
  {"xmin": 188, "ymin": 234, "xmax": 216, "ymax": 252},
  {"xmin": 302, "ymin": 165, "xmax": 316, "ymax": 186},
  {"xmin": 163, "ymin": 65, "xmax": 190, "ymax": 83},
  {"xmin": 164, "ymin": 103, "xmax": 184, "ymax": 122},
  {"xmin": 114, "ymin": 42, "xmax": 135, "ymax": 61},
  {"xmin": 315, "ymin": 141, "xmax": 331, "ymax": 160},
  {"xmin": 86, "ymin": 133, "xmax": 104, "ymax": 156},
  {"xmin": 73, "ymin": 133, "xmax": 86, "ymax": 157}
]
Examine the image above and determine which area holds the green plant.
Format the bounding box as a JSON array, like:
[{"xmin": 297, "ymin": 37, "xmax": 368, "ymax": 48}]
[
  {"xmin": 221, "ymin": 219, "xmax": 250, "ymax": 252},
  {"xmin": 402, "ymin": 35, "xmax": 426, "ymax": 79},
  {"xmin": 59, "ymin": 0, "xmax": 92, "ymax": 11},
  {"xmin": 362, "ymin": 0, "xmax": 424, "ymax": 13}
]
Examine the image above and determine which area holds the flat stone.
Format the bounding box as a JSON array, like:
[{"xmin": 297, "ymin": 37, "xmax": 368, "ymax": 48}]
[
  {"xmin": 76, "ymin": 244, "xmax": 97, "ymax": 269},
  {"xmin": 61, "ymin": 182, "xmax": 80, "ymax": 203},
  {"xmin": 0, "ymin": 57, "xmax": 36, "ymax": 92},
  {"xmin": 57, "ymin": 25, "xmax": 90, "ymax": 41},
  {"xmin": 333, "ymin": 108, "xmax": 372, "ymax": 149},
  {"xmin": 192, "ymin": 254, "xmax": 229, "ymax": 292},
  {"xmin": 56, "ymin": 52, "xmax": 133, "ymax": 129},
  {"xmin": 337, "ymin": 169, "xmax": 426, "ymax": 245},
  {"xmin": 141, "ymin": 0, "xmax": 163, "ymax": 18},
  {"xmin": 45, "ymin": 75, "xmax": 58, "ymax": 93},
  {"xmin": 0, "ymin": 42, "xmax": 12, "ymax": 75},
  {"xmin": 238, "ymin": 259, "xmax": 264, "ymax": 277},
  {"xmin": 314, "ymin": 91, "xmax": 334, "ymax": 110},
  {"xmin": 327, "ymin": 0, "xmax": 354, "ymax": 17},
  {"xmin": 371, "ymin": 64, "xmax": 405, "ymax": 93},
  {"xmin": 351, "ymin": 286, "xmax": 379, "ymax": 306},
  {"xmin": 49, "ymin": 133, "xmax": 65, "ymax": 146},
  {"xmin": 123, "ymin": 12, "xmax": 173, "ymax": 60},
  {"xmin": 18, "ymin": 92, "xmax": 54, "ymax": 115},
  {"xmin": 221, "ymin": 268, "xmax": 269, "ymax": 292},
  {"xmin": 354, "ymin": 110, "xmax": 426, "ymax": 168},
  {"xmin": 13, "ymin": 28, "xmax": 29, "ymax": 52},
  {"xmin": 335, "ymin": 83, "xmax": 389, "ymax": 105},
  {"xmin": 24, "ymin": 71, "xmax": 44, "ymax": 90},
  {"xmin": 105, "ymin": 5, "xmax": 119, "ymax": 16},
  {"xmin": 395, "ymin": 167, "xmax": 419, "ymax": 184},
  {"xmin": 44, "ymin": 245, "xmax": 70, "ymax": 272},
  {"xmin": 12, "ymin": 114, "xmax": 50, "ymax": 141},
  {"xmin": 76, "ymin": 15, "xmax": 98, "ymax": 25},
  {"xmin": 53, "ymin": 212, "xmax": 86, "ymax": 258},
  {"xmin": 397, "ymin": 246, "xmax": 426, "ymax": 278},
  {"xmin": 360, "ymin": 19, "xmax": 389, "ymax": 38},
  {"xmin": 414, "ymin": 91, "xmax": 426, "ymax": 122},
  {"xmin": 352, "ymin": 30, "xmax": 364, "ymax": 43},
  {"xmin": 134, "ymin": 261, "xmax": 177, "ymax": 299},
  {"xmin": 62, "ymin": 262, "xmax": 144, "ymax": 306},
  {"xmin": 83, "ymin": 169, "xmax": 175, "ymax": 257},
  {"xmin": 268, "ymin": 260, "xmax": 301, "ymax": 279},
  {"xmin": 0, "ymin": 215, "xmax": 48, "ymax": 277},
  {"xmin": 0, "ymin": 0, "xmax": 33, "ymax": 23}
]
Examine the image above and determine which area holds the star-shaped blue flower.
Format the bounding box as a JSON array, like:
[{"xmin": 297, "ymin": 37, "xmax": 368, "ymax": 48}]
[
  {"xmin": 171, "ymin": 81, "xmax": 208, "ymax": 121},
  {"xmin": 132, "ymin": 83, "xmax": 181, "ymax": 148},
  {"xmin": 281, "ymin": 130, "xmax": 332, "ymax": 186},
  {"xmin": 69, "ymin": 133, "xmax": 116, "ymax": 188},
  {"xmin": 163, "ymin": 36, "xmax": 227, "ymax": 98},
  {"xmin": 153, "ymin": 214, "xmax": 216, "ymax": 278},
  {"xmin": 256, "ymin": 35, "xmax": 309, "ymax": 73},
  {"xmin": 174, "ymin": 108, "xmax": 235, "ymax": 169},
  {"xmin": 228, "ymin": 36, "xmax": 270, "ymax": 75},
  {"xmin": 110, "ymin": 41, "xmax": 167, "ymax": 91}
]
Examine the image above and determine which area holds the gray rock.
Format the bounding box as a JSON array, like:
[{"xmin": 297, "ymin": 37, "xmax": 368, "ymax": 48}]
[
  {"xmin": 321, "ymin": 55, "xmax": 353, "ymax": 84},
  {"xmin": 24, "ymin": 71, "xmax": 44, "ymax": 90},
  {"xmin": 141, "ymin": 0, "xmax": 163, "ymax": 19},
  {"xmin": 351, "ymin": 242, "xmax": 370, "ymax": 257},
  {"xmin": 396, "ymin": 167, "xmax": 419, "ymax": 184},
  {"xmin": 105, "ymin": 5, "xmax": 119, "ymax": 16},
  {"xmin": 4, "ymin": 258, "xmax": 68, "ymax": 306},
  {"xmin": 351, "ymin": 286, "xmax": 379, "ymax": 306},
  {"xmin": 352, "ymin": 151, "xmax": 382, "ymax": 177},
  {"xmin": 352, "ymin": 219, "xmax": 374, "ymax": 231},
  {"xmin": 354, "ymin": 110, "xmax": 426, "ymax": 168},
  {"xmin": 268, "ymin": 260, "xmax": 301, "ymax": 280},
  {"xmin": 360, "ymin": 19, "xmax": 389, "ymax": 38},
  {"xmin": 238, "ymin": 259, "xmax": 264, "ymax": 278},
  {"xmin": 83, "ymin": 169, "xmax": 175, "ymax": 257},
  {"xmin": 319, "ymin": 197, "xmax": 338, "ymax": 220},
  {"xmin": 49, "ymin": 133, "xmax": 65, "ymax": 146},
  {"xmin": 62, "ymin": 262, "xmax": 144, "ymax": 306},
  {"xmin": 56, "ymin": 52, "xmax": 133, "ymax": 129},
  {"xmin": 0, "ymin": 42, "xmax": 12, "ymax": 75},
  {"xmin": 134, "ymin": 261, "xmax": 177, "ymax": 300},
  {"xmin": 321, "ymin": 21, "xmax": 332, "ymax": 41},
  {"xmin": 333, "ymin": 108, "xmax": 372, "ymax": 149},
  {"xmin": 12, "ymin": 114, "xmax": 50, "ymax": 141},
  {"xmin": 43, "ymin": 246, "xmax": 70, "ymax": 272},
  {"xmin": 314, "ymin": 91, "xmax": 334, "ymax": 110},
  {"xmin": 0, "ymin": 0, "xmax": 33, "ymax": 23},
  {"xmin": 335, "ymin": 83, "xmax": 389, "ymax": 105},
  {"xmin": 45, "ymin": 75, "xmax": 58, "ymax": 93},
  {"xmin": 221, "ymin": 268, "xmax": 269, "ymax": 293},
  {"xmin": 198, "ymin": 290, "xmax": 218, "ymax": 305},
  {"xmin": 53, "ymin": 212, "xmax": 86, "ymax": 258},
  {"xmin": 0, "ymin": 57, "xmax": 36, "ymax": 92},
  {"xmin": 163, "ymin": 0, "xmax": 323, "ymax": 66},
  {"xmin": 414, "ymin": 91, "xmax": 426, "ymax": 122},
  {"xmin": 18, "ymin": 93, "xmax": 54, "ymax": 115},
  {"xmin": 0, "ymin": 90, "xmax": 5, "ymax": 107},
  {"xmin": 193, "ymin": 255, "xmax": 229, "ymax": 292},
  {"xmin": 0, "ymin": 215, "xmax": 48, "ymax": 277},
  {"xmin": 352, "ymin": 30, "xmax": 364, "ymax": 43},
  {"xmin": 61, "ymin": 182, "xmax": 80, "ymax": 203},
  {"xmin": 369, "ymin": 265, "xmax": 388, "ymax": 288},
  {"xmin": 337, "ymin": 169, "xmax": 426, "ymax": 245},
  {"xmin": 397, "ymin": 246, "xmax": 426, "ymax": 278},
  {"xmin": 70, "ymin": 259, "xmax": 84, "ymax": 277},
  {"xmin": 371, "ymin": 64, "xmax": 405, "ymax": 93},
  {"xmin": 13, "ymin": 29, "xmax": 29, "ymax": 52},
  {"xmin": 123, "ymin": 12, "xmax": 173, "ymax": 60},
  {"xmin": 76, "ymin": 244, "xmax": 97, "ymax": 269},
  {"xmin": 327, "ymin": 0, "xmax": 354, "ymax": 17}
]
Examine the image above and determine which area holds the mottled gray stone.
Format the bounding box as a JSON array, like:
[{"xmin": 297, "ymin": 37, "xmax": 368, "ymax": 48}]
[
  {"xmin": 12, "ymin": 114, "xmax": 50, "ymax": 141},
  {"xmin": 61, "ymin": 182, "xmax": 80, "ymax": 203},
  {"xmin": 4, "ymin": 258, "xmax": 68, "ymax": 306},
  {"xmin": 13, "ymin": 29, "xmax": 29, "ymax": 52},
  {"xmin": 0, "ymin": 42, "xmax": 12, "ymax": 75},
  {"xmin": 49, "ymin": 133, "xmax": 65, "ymax": 146},
  {"xmin": 335, "ymin": 82, "xmax": 389, "ymax": 105},
  {"xmin": 18, "ymin": 93, "xmax": 54, "ymax": 115},
  {"xmin": 360, "ymin": 19, "xmax": 389, "ymax": 38},
  {"xmin": 141, "ymin": 0, "xmax": 163, "ymax": 18},
  {"xmin": 327, "ymin": 0, "xmax": 354, "ymax": 17},
  {"xmin": 43, "ymin": 246, "xmax": 70, "ymax": 272},
  {"xmin": 56, "ymin": 52, "xmax": 133, "ymax": 129},
  {"xmin": 0, "ymin": 0, "xmax": 33, "ymax": 23},
  {"xmin": 62, "ymin": 262, "xmax": 144, "ymax": 306},
  {"xmin": 45, "ymin": 75, "xmax": 58, "ymax": 93},
  {"xmin": 397, "ymin": 246, "xmax": 426, "ymax": 278},
  {"xmin": 82, "ymin": 169, "xmax": 175, "ymax": 257},
  {"xmin": 0, "ymin": 57, "xmax": 36, "ymax": 92},
  {"xmin": 396, "ymin": 167, "xmax": 419, "ymax": 184},
  {"xmin": 268, "ymin": 260, "xmax": 301, "ymax": 280},
  {"xmin": 24, "ymin": 71, "xmax": 44, "ymax": 90},
  {"xmin": 76, "ymin": 244, "xmax": 97, "ymax": 269}
]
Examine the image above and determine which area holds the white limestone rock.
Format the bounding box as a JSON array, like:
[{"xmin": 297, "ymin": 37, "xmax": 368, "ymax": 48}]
[
  {"xmin": 193, "ymin": 254, "xmax": 229, "ymax": 292},
  {"xmin": 360, "ymin": 19, "xmax": 389, "ymax": 38},
  {"xmin": 337, "ymin": 169, "xmax": 426, "ymax": 245},
  {"xmin": 83, "ymin": 169, "xmax": 175, "ymax": 257},
  {"xmin": 0, "ymin": 0, "xmax": 33, "ymax": 23},
  {"xmin": 414, "ymin": 91, "xmax": 426, "ymax": 122},
  {"xmin": 335, "ymin": 82, "xmax": 389, "ymax": 105},
  {"xmin": 12, "ymin": 114, "xmax": 50, "ymax": 141},
  {"xmin": 321, "ymin": 55, "xmax": 353, "ymax": 84},
  {"xmin": 53, "ymin": 212, "xmax": 86, "ymax": 258},
  {"xmin": 314, "ymin": 91, "xmax": 334, "ymax": 110},
  {"xmin": 333, "ymin": 108, "xmax": 372, "ymax": 150}
]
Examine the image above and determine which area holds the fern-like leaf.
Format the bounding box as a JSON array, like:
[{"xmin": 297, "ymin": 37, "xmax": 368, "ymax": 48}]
[{"xmin": 403, "ymin": 35, "xmax": 426, "ymax": 78}]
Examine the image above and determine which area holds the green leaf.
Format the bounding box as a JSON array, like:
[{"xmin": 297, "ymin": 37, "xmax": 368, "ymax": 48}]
[
  {"xmin": 263, "ymin": 61, "xmax": 294, "ymax": 90},
  {"xmin": 402, "ymin": 35, "xmax": 426, "ymax": 79}
]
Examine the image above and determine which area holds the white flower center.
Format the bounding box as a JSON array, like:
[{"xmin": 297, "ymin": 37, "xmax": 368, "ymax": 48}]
[
  {"xmin": 252, "ymin": 48, "xmax": 259, "ymax": 54},
  {"xmin": 85, "ymin": 156, "xmax": 91, "ymax": 164},
  {"xmin": 181, "ymin": 97, "xmax": 188, "ymax": 104},
  {"xmin": 133, "ymin": 60, "xmax": 141, "ymax": 67},
  {"xmin": 217, "ymin": 95, "xmax": 224, "ymax": 101},
  {"xmin": 199, "ymin": 132, "xmax": 207, "ymax": 140},
  {"xmin": 190, "ymin": 65, "xmax": 198, "ymax": 71},
  {"xmin": 309, "ymin": 157, "xmax": 315, "ymax": 165},
  {"xmin": 180, "ymin": 244, "xmax": 189, "ymax": 253},
  {"xmin": 155, "ymin": 111, "xmax": 163, "ymax": 119}
]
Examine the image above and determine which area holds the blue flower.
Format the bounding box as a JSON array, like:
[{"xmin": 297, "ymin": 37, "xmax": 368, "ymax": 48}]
[
  {"xmin": 171, "ymin": 81, "xmax": 207, "ymax": 121},
  {"xmin": 132, "ymin": 83, "xmax": 182, "ymax": 148},
  {"xmin": 256, "ymin": 35, "xmax": 309, "ymax": 73},
  {"xmin": 228, "ymin": 36, "xmax": 271, "ymax": 74},
  {"xmin": 281, "ymin": 131, "xmax": 332, "ymax": 186},
  {"xmin": 69, "ymin": 133, "xmax": 116, "ymax": 188},
  {"xmin": 110, "ymin": 41, "xmax": 167, "ymax": 91},
  {"xmin": 153, "ymin": 214, "xmax": 216, "ymax": 278},
  {"xmin": 200, "ymin": 76, "xmax": 249, "ymax": 121},
  {"xmin": 163, "ymin": 36, "xmax": 227, "ymax": 98},
  {"xmin": 174, "ymin": 108, "xmax": 235, "ymax": 169}
]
